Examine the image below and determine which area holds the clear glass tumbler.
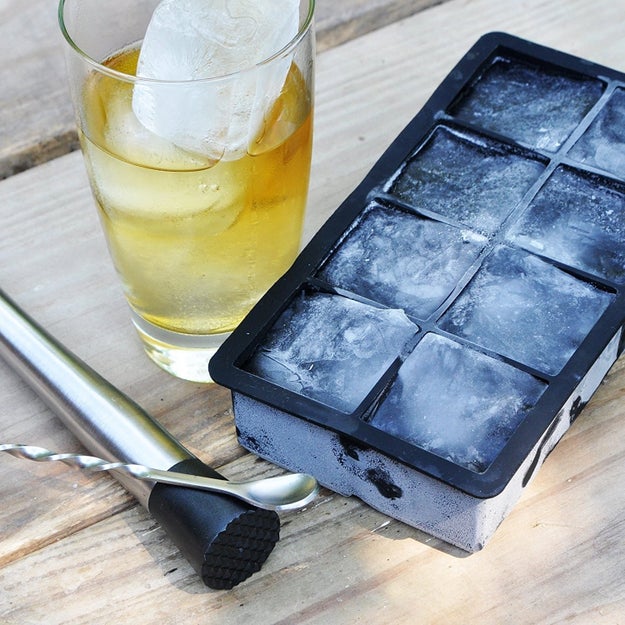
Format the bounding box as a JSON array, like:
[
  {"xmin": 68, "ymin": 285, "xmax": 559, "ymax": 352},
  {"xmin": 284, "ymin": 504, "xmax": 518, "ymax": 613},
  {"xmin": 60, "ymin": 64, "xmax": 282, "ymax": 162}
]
[{"xmin": 58, "ymin": 0, "xmax": 315, "ymax": 382}]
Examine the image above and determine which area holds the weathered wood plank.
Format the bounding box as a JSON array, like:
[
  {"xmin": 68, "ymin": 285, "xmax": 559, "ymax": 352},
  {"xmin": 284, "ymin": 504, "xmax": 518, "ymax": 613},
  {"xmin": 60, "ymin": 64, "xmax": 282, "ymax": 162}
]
[
  {"xmin": 0, "ymin": 0, "xmax": 441, "ymax": 181},
  {"xmin": 315, "ymin": 0, "xmax": 444, "ymax": 49}
]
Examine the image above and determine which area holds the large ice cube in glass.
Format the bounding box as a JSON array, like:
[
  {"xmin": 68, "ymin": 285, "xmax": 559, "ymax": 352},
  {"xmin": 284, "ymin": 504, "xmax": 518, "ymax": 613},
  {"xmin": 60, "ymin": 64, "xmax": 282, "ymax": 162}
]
[
  {"xmin": 370, "ymin": 333, "xmax": 546, "ymax": 473},
  {"xmin": 317, "ymin": 204, "xmax": 487, "ymax": 319},
  {"xmin": 569, "ymin": 88, "xmax": 625, "ymax": 179},
  {"xmin": 508, "ymin": 166, "xmax": 625, "ymax": 282},
  {"xmin": 246, "ymin": 292, "xmax": 418, "ymax": 413},
  {"xmin": 132, "ymin": 0, "xmax": 299, "ymax": 160},
  {"xmin": 388, "ymin": 126, "xmax": 545, "ymax": 234},
  {"xmin": 450, "ymin": 57, "xmax": 604, "ymax": 151},
  {"xmin": 440, "ymin": 246, "xmax": 614, "ymax": 375}
]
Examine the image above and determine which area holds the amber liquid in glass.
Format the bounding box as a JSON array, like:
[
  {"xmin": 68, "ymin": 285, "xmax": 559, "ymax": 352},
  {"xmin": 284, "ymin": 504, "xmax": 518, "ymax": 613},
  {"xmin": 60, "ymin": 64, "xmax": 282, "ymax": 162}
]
[{"xmin": 80, "ymin": 47, "xmax": 313, "ymax": 339}]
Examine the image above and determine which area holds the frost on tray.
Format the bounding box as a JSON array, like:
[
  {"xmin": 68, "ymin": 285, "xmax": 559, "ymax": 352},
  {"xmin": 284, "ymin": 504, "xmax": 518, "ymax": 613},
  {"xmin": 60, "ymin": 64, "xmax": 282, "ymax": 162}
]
[
  {"xmin": 370, "ymin": 334, "xmax": 546, "ymax": 473},
  {"xmin": 450, "ymin": 57, "xmax": 604, "ymax": 152},
  {"xmin": 318, "ymin": 204, "xmax": 487, "ymax": 319},
  {"xmin": 246, "ymin": 292, "xmax": 418, "ymax": 413},
  {"xmin": 508, "ymin": 166, "xmax": 625, "ymax": 283},
  {"xmin": 440, "ymin": 246, "xmax": 614, "ymax": 375},
  {"xmin": 569, "ymin": 88, "xmax": 625, "ymax": 179},
  {"xmin": 388, "ymin": 126, "xmax": 545, "ymax": 235}
]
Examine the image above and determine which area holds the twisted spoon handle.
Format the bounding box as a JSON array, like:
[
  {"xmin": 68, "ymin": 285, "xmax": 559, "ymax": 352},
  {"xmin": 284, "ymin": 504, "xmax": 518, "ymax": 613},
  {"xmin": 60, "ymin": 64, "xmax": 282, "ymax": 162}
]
[
  {"xmin": 2, "ymin": 443, "xmax": 134, "ymax": 470},
  {"xmin": 0, "ymin": 443, "xmax": 312, "ymax": 511}
]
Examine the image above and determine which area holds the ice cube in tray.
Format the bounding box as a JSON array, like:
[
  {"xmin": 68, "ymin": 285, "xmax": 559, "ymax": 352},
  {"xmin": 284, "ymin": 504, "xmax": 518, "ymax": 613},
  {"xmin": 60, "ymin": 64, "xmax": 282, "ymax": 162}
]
[
  {"xmin": 440, "ymin": 246, "xmax": 614, "ymax": 375},
  {"xmin": 450, "ymin": 56, "xmax": 604, "ymax": 151},
  {"xmin": 388, "ymin": 126, "xmax": 545, "ymax": 234}
]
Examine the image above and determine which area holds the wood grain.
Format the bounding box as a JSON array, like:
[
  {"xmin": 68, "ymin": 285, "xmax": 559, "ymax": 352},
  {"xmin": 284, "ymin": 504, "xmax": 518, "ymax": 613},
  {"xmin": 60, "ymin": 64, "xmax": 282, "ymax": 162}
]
[
  {"xmin": 0, "ymin": 0, "xmax": 439, "ymax": 181},
  {"xmin": 2, "ymin": 0, "xmax": 625, "ymax": 623}
]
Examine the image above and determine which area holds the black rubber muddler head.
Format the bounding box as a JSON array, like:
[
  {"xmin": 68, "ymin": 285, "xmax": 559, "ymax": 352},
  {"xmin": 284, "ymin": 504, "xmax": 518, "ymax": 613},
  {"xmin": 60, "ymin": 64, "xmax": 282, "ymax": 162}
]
[{"xmin": 147, "ymin": 457, "xmax": 280, "ymax": 590}]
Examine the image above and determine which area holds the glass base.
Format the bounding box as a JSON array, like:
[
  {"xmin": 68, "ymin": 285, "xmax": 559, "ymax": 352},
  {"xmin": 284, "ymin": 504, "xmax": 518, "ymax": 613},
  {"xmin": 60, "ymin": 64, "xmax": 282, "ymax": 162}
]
[{"xmin": 131, "ymin": 312, "xmax": 230, "ymax": 383}]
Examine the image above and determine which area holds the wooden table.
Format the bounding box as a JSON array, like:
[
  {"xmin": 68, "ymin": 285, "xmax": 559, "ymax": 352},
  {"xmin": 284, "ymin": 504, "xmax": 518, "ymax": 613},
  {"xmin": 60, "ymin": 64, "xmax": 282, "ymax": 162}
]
[
  {"xmin": 2, "ymin": 1, "xmax": 625, "ymax": 622},
  {"xmin": 0, "ymin": 0, "xmax": 440, "ymax": 180}
]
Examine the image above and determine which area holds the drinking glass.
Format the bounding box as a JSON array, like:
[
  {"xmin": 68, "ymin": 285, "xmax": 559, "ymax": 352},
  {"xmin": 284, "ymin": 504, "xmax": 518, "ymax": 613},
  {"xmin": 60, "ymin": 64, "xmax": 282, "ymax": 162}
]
[{"xmin": 58, "ymin": 0, "xmax": 315, "ymax": 382}]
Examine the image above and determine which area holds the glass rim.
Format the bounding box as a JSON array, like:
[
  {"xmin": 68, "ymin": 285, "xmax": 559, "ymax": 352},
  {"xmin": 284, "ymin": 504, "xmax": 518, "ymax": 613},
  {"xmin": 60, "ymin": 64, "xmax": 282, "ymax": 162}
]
[{"xmin": 58, "ymin": 0, "xmax": 315, "ymax": 84}]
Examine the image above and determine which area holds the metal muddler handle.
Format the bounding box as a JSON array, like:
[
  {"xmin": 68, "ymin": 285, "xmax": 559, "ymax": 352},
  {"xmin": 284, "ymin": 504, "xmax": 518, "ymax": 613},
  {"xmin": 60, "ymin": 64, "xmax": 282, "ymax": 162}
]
[{"xmin": 0, "ymin": 288, "xmax": 280, "ymax": 589}]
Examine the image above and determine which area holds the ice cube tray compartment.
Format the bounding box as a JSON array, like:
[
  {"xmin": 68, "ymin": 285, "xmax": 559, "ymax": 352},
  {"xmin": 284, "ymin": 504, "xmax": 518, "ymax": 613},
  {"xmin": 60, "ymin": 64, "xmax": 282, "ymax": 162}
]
[
  {"xmin": 448, "ymin": 54, "xmax": 606, "ymax": 152},
  {"xmin": 245, "ymin": 289, "xmax": 419, "ymax": 414},
  {"xmin": 210, "ymin": 33, "xmax": 625, "ymax": 550},
  {"xmin": 369, "ymin": 332, "xmax": 548, "ymax": 474},
  {"xmin": 507, "ymin": 165, "xmax": 625, "ymax": 282},
  {"xmin": 316, "ymin": 201, "xmax": 489, "ymax": 320},
  {"xmin": 386, "ymin": 125, "xmax": 548, "ymax": 235},
  {"xmin": 439, "ymin": 245, "xmax": 615, "ymax": 376},
  {"xmin": 570, "ymin": 87, "xmax": 625, "ymax": 178}
]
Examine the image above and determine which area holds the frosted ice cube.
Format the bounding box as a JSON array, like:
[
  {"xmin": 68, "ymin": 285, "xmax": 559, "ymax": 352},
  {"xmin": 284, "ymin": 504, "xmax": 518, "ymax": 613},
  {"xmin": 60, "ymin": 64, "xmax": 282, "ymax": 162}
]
[
  {"xmin": 440, "ymin": 246, "xmax": 614, "ymax": 375},
  {"xmin": 246, "ymin": 292, "xmax": 418, "ymax": 413},
  {"xmin": 569, "ymin": 88, "xmax": 625, "ymax": 179},
  {"xmin": 451, "ymin": 58, "xmax": 604, "ymax": 151},
  {"xmin": 389, "ymin": 126, "xmax": 545, "ymax": 234},
  {"xmin": 508, "ymin": 166, "xmax": 625, "ymax": 283},
  {"xmin": 370, "ymin": 333, "xmax": 546, "ymax": 473},
  {"xmin": 132, "ymin": 0, "xmax": 299, "ymax": 160},
  {"xmin": 318, "ymin": 204, "xmax": 487, "ymax": 318}
]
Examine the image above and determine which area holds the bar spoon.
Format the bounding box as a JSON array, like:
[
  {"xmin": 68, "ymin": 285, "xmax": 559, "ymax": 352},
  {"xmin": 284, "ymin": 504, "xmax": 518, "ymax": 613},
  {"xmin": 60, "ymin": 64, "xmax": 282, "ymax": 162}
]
[{"xmin": 0, "ymin": 443, "xmax": 319, "ymax": 512}]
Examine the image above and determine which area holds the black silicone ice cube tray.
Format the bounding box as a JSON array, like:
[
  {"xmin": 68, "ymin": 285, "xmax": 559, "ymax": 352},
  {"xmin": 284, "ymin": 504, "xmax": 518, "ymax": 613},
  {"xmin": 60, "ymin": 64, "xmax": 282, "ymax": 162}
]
[{"xmin": 209, "ymin": 33, "xmax": 625, "ymax": 550}]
